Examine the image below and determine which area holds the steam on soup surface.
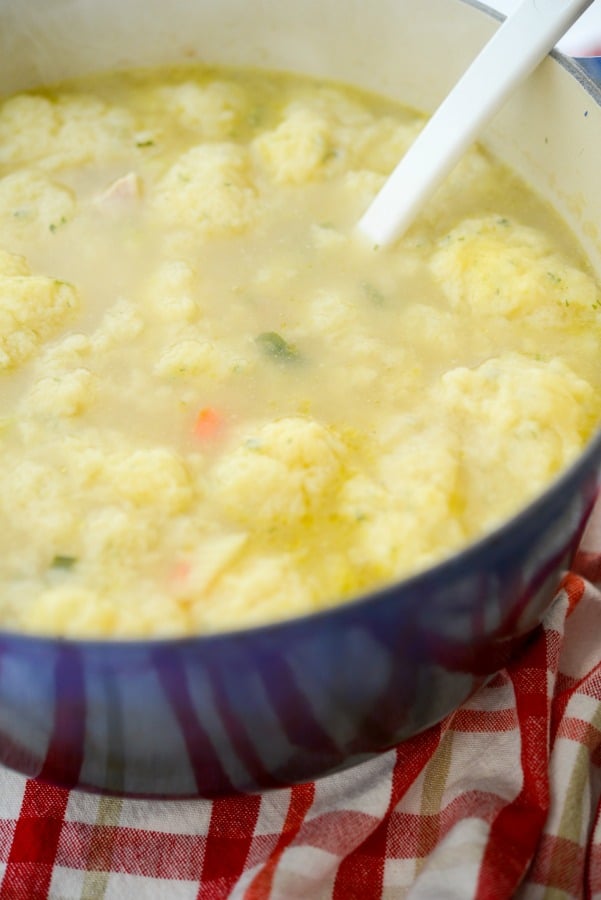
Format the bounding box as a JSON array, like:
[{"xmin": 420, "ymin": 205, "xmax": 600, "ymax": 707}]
[{"xmin": 0, "ymin": 65, "xmax": 600, "ymax": 638}]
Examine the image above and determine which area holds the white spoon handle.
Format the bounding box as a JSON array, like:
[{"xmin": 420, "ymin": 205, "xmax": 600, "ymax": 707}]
[{"xmin": 357, "ymin": 0, "xmax": 595, "ymax": 247}]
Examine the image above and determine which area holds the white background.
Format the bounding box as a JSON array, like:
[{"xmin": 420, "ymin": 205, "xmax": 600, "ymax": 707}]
[{"xmin": 488, "ymin": 0, "xmax": 601, "ymax": 55}]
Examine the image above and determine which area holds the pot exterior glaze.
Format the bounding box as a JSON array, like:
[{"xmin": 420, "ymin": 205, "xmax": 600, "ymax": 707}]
[
  {"xmin": 0, "ymin": 0, "xmax": 600, "ymax": 796},
  {"xmin": 0, "ymin": 452, "xmax": 598, "ymax": 797}
]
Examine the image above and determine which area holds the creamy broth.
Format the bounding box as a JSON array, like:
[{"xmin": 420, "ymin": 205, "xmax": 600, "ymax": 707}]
[{"xmin": 0, "ymin": 65, "xmax": 600, "ymax": 637}]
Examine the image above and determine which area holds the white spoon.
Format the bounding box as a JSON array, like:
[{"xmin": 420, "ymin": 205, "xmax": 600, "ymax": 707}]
[{"xmin": 357, "ymin": 0, "xmax": 596, "ymax": 247}]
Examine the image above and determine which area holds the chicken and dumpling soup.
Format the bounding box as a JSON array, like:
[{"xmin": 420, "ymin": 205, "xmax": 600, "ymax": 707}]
[{"xmin": 0, "ymin": 65, "xmax": 600, "ymax": 637}]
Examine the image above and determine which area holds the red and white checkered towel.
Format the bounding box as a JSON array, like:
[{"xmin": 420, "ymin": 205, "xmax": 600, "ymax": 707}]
[{"xmin": 1, "ymin": 501, "xmax": 601, "ymax": 899}]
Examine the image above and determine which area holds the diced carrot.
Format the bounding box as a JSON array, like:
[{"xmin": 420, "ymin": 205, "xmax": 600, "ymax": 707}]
[
  {"xmin": 171, "ymin": 560, "xmax": 191, "ymax": 584},
  {"xmin": 193, "ymin": 406, "xmax": 224, "ymax": 440}
]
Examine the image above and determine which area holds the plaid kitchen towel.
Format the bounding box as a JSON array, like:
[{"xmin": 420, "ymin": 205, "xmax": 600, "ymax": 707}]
[{"xmin": 0, "ymin": 499, "xmax": 601, "ymax": 900}]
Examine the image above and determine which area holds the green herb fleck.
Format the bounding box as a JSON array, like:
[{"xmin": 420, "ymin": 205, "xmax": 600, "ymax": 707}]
[
  {"xmin": 547, "ymin": 271, "xmax": 562, "ymax": 284},
  {"xmin": 136, "ymin": 138, "xmax": 155, "ymax": 148},
  {"xmin": 51, "ymin": 555, "xmax": 77, "ymax": 570},
  {"xmin": 497, "ymin": 217, "xmax": 510, "ymax": 226},
  {"xmin": 247, "ymin": 107, "xmax": 265, "ymax": 128},
  {"xmin": 361, "ymin": 281, "xmax": 386, "ymax": 306},
  {"xmin": 49, "ymin": 216, "xmax": 67, "ymax": 233},
  {"xmin": 255, "ymin": 331, "xmax": 299, "ymax": 362}
]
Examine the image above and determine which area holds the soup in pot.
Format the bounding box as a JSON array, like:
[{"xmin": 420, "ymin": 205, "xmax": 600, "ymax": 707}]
[{"xmin": 0, "ymin": 65, "xmax": 600, "ymax": 637}]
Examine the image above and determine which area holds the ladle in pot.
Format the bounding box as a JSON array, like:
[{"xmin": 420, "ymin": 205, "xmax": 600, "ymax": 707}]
[{"xmin": 357, "ymin": 0, "xmax": 596, "ymax": 247}]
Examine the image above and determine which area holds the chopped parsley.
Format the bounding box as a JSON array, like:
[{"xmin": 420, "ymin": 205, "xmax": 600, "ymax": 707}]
[
  {"xmin": 247, "ymin": 107, "xmax": 265, "ymax": 128},
  {"xmin": 361, "ymin": 281, "xmax": 386, "ymax": 306},
  {"xmin": 49, "ymin": 216, "xmax": 68, "ymax": 233},
  {"xmin": 255, "ymin": 331, "xmax": 299, "ymax": 362},
  {"xmin": 51, "ymin": 555, "xmax": 77, "ymax": 570}
]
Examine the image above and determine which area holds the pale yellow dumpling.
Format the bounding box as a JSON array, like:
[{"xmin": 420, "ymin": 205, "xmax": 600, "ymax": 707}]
[{"xmin": 0, "ymin": 64, "xmax": 599, "ymax": 638}]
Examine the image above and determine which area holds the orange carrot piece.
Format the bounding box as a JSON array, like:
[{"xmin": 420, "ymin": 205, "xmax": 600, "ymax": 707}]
[
  {"xmin": 193, "ymin": 406, "xmax": 224, "ymax": 440},
  {"xmin": 171, "ymin": 560, "xmax": 192, "ymax": 584}
]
